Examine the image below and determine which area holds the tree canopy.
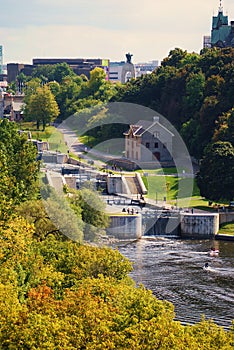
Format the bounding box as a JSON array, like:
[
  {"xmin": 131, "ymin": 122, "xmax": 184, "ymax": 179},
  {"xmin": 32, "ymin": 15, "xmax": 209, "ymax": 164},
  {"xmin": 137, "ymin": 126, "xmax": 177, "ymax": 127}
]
[
  {"xmin": 24, "ymin": 85, "xmax": 60, "ymax": 130},
  {"xmin": 0, "ymin": 119, "xmax": 39, "ymax": 218},
  {"xmin": 197, "ymin": 141, "xmax": 234, "ymax": 201}
]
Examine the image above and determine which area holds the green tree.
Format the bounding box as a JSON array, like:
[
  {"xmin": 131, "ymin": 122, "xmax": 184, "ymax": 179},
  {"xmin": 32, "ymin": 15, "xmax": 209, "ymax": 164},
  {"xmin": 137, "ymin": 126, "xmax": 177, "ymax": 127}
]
[
  {"xmin": 24, "ymin": 85, "xmax": 60, "ymax": 130},
  {"xmin": 51, "ymin": 62, "xmax": 76, "ymax": 83},
  {"xmin": 0, "ymin": 119, "xmax": 39, "ymax": 216},
  {"xmin": 68, "ymin": 187, "xmax": 109, "ymax": 240},
  {"xmin": 213, "ymin": 108, "xmax": 234, "ymax": 145},
  {"xmin": 197, "ymin": 141, "xmax": 234, "ymax": 201},
  {"xmin": 184, "ymin": 71, "xmax": 205, "ymax": 112}
]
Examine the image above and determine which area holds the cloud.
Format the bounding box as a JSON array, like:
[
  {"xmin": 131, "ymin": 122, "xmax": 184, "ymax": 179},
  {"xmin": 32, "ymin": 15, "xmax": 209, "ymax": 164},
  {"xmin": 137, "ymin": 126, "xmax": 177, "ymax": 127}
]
[
  {"xmin": 1, "ymin": 23, "xmax": 205, "ymax": 64},
  {"xmin": 1, "ymin": 0, "xmax": 234, "ymax": 63}
]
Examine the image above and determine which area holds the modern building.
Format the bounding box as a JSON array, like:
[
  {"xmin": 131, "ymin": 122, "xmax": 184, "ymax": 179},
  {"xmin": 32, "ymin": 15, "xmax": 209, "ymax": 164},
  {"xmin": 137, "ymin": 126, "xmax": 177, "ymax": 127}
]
[
  {"xmin": 124, "ymin": 116, "xmax": 174, "ymax": 166},
  {"xmin": 32, "ymin": 58, "xmax": 109, "ymax": 79},
  {"xmin": 7, "ymin": 63, "xmax": 34, "ymax": 83},
  {"xmin": 7, "ymin": 58, "xmax": 110, "ymax": 83},
  {"xmin": 203, "ymin": 35, "xmax": 212, "ymax": 48},
  {"xmin": 204, "ymin": 1, "xmax": 234, "ymax": 48},
  {"xmin": 109, "ymin": 61, "xmax": 125, "ymax": 82},
  {"xmin": 0, "ymin": 46, "xmax": 3, "ymax": 75}
]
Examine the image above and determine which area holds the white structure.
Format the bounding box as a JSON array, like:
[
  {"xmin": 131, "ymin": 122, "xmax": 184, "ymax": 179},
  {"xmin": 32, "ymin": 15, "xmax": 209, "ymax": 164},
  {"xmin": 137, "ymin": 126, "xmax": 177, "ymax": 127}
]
[
  {"xmin": 109, "ymin": 58, "xmax": 159, "ymax": 83},
  {"xmin": 135, "ymin": 60, "xmax": 159, "ymax": 77}
]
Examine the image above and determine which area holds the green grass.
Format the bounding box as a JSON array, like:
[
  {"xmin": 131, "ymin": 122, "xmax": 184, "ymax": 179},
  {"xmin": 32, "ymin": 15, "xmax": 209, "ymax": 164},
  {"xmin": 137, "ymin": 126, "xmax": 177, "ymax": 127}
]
[
  {"xmin": 142, "ymin": 174, "xmax": 214, "ymax": 209},
  {"xmin": 19, "ymin": 122, "xmax": 68, "ymax": 153},
  {"xmin": 143, "ymin": 175, "xmax": 197, "ymax": 201},
  {"xmin": 218, "ymin": 222, "xmax": 234, "ymax": 235}
]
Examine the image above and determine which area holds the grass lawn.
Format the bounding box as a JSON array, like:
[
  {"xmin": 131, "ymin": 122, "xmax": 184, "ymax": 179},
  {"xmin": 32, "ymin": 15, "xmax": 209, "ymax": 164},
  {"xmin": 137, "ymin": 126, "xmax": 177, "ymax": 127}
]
[
  {"xmin": 19, "ymin": 122, "xmax": 68, "ymax": 153},
  {"xmin": 142, "ymin": 174, "xmax": 213, "ymax": 209},
  {"xmin": 218, "ymin": 222, "xmax": 234, "ymax": 235}
]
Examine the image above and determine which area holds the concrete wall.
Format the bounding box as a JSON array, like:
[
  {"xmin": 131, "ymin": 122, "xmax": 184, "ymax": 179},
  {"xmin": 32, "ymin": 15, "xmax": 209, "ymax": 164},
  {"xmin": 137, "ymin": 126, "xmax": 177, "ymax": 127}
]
[
  {"xmin": 180, "ymin": 213, "xmax": 219, "ymax": 238},
  {"xmin": 107, "ymin": 175, "xmax": 124, "ymax": 194},
  {"xmin": 135, "ymin": 173, "xmax": 147, "ymax": 194},
  {"xmin": 219, "ymin": 212, "xmax": 234, "ymax": 225},
  {"xmin": 107, "ymin": 214, "xmax": 142, "ymax": 239},
  {"xmin": 145, "ymin": 217, "xmax": 180, "ymax": 236},
  {"xmin": 41, "ymin": 152, "xmax": 68, "ymax": 164}
]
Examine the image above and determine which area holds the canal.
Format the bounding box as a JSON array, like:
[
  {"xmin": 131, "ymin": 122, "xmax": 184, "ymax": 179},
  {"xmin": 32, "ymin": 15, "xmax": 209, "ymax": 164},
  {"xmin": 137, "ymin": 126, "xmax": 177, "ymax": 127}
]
[{"xmin": 118, "ymin": 237, "xmax": 234, "ymax": 329}]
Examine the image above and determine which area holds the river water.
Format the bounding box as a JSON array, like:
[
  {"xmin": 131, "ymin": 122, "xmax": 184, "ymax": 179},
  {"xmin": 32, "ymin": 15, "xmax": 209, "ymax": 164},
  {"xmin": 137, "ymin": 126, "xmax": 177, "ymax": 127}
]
[{"xmin": 118, "ymin": 237, "xmax": 234, "ymax": 329}]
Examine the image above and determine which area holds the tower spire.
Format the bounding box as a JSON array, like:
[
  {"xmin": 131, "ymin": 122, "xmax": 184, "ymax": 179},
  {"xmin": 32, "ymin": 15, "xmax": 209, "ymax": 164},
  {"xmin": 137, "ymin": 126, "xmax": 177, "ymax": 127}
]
[{"xmin": 219, "ymin": 0, "xmax": 223, "ymax": 12}]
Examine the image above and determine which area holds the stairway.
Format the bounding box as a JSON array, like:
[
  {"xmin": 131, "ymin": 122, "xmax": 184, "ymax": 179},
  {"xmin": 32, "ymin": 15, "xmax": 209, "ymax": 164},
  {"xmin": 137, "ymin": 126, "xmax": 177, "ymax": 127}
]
[{"xmin": 125, "ymin": 176, "xmax": 143, "ymax": 195}]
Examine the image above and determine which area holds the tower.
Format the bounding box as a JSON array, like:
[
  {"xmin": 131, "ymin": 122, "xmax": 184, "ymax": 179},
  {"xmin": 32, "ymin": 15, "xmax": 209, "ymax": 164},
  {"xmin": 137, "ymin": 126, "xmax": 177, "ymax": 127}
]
[{"xmin": 211, "ymin": 1, "xmax": 233, "ymax": 47}]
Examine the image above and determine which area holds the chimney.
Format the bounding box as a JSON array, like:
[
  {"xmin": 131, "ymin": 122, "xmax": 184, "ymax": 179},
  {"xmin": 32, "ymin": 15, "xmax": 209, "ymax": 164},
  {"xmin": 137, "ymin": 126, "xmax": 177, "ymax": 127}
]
[{"xmin": 153, "ymin": 116, "xmax": 159, "ymax": 122}]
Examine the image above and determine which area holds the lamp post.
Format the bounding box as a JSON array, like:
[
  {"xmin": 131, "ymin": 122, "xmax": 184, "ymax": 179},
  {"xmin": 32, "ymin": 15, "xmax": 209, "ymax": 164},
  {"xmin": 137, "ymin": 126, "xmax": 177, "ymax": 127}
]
[{"xmin": 155, "ymin": 191, "xmax": 158, "ymax": 204}]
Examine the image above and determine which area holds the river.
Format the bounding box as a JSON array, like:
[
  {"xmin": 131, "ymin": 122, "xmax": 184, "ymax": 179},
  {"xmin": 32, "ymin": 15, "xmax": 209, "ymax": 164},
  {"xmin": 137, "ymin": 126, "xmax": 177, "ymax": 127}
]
[{"xmin": 118, "ymin": 237, "xmax": 234, "ymax": 329}]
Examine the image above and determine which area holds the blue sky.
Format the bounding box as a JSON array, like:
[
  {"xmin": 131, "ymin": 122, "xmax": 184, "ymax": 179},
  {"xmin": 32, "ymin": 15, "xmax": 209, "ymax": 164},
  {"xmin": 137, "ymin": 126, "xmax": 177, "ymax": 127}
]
[{"xmin": 1, "ymin": 0, "xmax": 234, "ymax": 64}]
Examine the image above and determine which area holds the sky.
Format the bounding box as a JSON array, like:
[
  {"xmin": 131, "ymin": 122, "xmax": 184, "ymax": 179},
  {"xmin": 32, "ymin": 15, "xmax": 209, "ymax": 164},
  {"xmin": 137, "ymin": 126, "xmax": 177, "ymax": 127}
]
[{"xmin": 1, "ymin": 0, "xmax": 234, "ymax": 65}]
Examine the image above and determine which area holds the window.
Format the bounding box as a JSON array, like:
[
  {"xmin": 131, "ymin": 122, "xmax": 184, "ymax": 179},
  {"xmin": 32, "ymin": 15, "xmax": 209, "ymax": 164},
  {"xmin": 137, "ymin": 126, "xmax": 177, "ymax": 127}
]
[
  {"xmin": 154, "ymin": 142, "xmax": 158, "ymax": 148},
  {"xmin": 154, "ymin": 131, "xmax": 159, "ymax": 138},
  {"xmin": 146, "ymin": 142, "xmax": 150, "ymax": 148}
]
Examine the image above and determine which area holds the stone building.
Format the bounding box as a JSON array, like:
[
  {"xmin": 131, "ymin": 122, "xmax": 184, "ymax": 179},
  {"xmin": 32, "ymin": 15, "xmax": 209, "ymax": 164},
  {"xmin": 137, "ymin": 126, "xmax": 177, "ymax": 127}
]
[{"xmin": 124, "ymin": 116, "xmax": 174, "ymax": 167}]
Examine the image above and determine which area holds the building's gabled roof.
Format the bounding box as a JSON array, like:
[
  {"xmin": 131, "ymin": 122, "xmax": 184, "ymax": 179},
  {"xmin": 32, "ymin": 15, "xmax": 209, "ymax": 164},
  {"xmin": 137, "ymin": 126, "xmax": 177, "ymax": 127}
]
[
  {"xmin": 123, "ymin": 124, "xmax": 142, "ymax": 136},
  {"xmin": 124, "ymin": 118, "xmax": 174, "ymax": 137}
]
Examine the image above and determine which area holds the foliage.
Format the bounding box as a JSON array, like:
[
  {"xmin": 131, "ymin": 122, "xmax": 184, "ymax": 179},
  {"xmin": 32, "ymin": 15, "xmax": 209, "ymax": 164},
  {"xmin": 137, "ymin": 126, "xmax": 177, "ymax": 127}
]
[
  {"xmin": 68, "ymin": 186, "xmax": 110, "ymax": 240},
  {"xmin": 0, "ymin": 207, "xmax": 233, "ymax": 347},
  {"xmin": 113, "ymin": 47, "xmax": 234, "ymax": 160},
  {"xmin": 0, "ymin": 119, "xmax": 39, "ymax": 218},
  {"xmin": 197, "ymin": 141, "xmax": 234, "ymax": 201},
  {"xmin": 23, "ymin": 84, "xmax": 60, "ymax": 130},
  {"xmin": 2, "ymin": 48, "xmax": 234, "ymax": 347}
]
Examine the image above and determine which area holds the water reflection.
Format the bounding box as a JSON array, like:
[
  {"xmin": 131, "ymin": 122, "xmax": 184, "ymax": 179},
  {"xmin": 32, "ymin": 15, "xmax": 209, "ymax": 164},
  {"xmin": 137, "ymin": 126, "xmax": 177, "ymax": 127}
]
[{"xmin": 119, "ymin": 237, "xmax": 234, "ymax": 329}]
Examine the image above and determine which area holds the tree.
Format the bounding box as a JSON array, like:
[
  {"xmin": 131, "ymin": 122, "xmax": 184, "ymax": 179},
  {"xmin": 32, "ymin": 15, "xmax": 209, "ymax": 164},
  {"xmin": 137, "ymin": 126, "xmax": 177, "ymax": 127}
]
[
  {"xmin": 68, "ymin": 187, "xmax": 109, "ymax": 240},
  {"xmin": 184, "ymin": 71, "xmax": 205, "ymax": 113},
  {"xmin": 213, "ymin": 108, "xmax": 234, "ymax": 145},
  {"xmin": 16, "ymin": 72, "xmax": 27, "ymax": 93},
  {"xmin": 51, "ymin": 62, "xmax": 76, "ymax": 83},
  {"xmin": 24, "ymin": 85, "xmax": 59, "ymax": 130},
  {"xmin": 197, "ymin": 141, "xmax": 234, "ymax": 201},
  {"xmin": 0, "ymin": 119, "xmax": 39, "ymax": 216},
  {"xmin": 161, "ymin": 48, "xmax": 188, "ymax": 68}
]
